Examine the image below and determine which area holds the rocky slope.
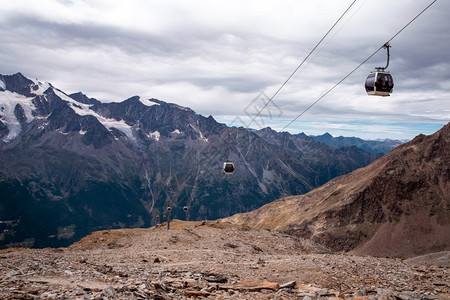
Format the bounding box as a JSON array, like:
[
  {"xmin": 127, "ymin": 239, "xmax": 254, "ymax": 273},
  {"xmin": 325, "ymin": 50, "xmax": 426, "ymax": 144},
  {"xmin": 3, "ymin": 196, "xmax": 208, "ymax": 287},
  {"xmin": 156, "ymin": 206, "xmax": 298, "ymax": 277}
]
[
  {"xmin": 222, "ymin": 123, "xmax": 450, "ymax": 258},
  {"xmin": 0, "ymin": 221, "xmax": 448, "ymax": 299}
]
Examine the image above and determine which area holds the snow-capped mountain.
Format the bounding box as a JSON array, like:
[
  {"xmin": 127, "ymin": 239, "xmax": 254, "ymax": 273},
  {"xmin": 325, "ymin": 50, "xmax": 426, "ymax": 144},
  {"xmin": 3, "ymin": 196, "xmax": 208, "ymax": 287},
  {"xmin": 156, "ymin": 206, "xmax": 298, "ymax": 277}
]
[
  {"xmin": 0, "ymin": 72, "xmax": 382, "ymax": 248},
  {"xmin": 1, "ymin": 73, "xmax": 169, "ymax": 145}
]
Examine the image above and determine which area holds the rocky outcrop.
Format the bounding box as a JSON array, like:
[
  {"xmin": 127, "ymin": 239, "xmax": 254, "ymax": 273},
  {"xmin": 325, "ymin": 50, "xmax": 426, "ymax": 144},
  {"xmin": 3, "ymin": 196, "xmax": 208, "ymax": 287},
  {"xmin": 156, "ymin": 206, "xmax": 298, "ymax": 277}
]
[{"xmin": 0, "ymin": 72, "xmax": 36, "ymax": 97}]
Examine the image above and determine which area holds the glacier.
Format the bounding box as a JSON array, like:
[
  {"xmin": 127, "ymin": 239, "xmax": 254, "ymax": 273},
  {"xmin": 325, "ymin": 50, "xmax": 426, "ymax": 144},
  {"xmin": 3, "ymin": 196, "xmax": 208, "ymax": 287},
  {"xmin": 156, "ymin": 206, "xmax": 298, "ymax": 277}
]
[{"xmin": 0, "ymin": 90, "xmax": 36, "ymax": 142}]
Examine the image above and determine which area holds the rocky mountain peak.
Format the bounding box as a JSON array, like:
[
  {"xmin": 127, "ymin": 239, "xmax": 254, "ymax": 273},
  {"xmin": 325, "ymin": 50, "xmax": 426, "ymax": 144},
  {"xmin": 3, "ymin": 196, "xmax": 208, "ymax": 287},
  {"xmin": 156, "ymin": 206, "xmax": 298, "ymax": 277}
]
[
  {"xmin": 0, "ymin": 72, "xmax": 36, "ymax": 97},
  {"xmin": 69, "ymin": 92, "xmax": 101, "ymax": 105},
  {"xmin": 294, "ymin": 132, "xmax": 308, "ymax": 138},
  {"xmin": 322, "ymin": 132, "xmax": 333, "ymax": 138}
]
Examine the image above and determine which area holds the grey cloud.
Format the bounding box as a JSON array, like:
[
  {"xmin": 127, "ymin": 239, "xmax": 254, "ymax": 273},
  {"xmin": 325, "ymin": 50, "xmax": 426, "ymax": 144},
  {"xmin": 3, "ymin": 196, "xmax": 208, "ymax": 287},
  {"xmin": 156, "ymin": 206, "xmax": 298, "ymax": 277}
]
[
  {"xmin": 1, "ymin": 14, "xmax": 183, "ymax": 55},
  {"xmin": 0, "ymin": 0, "xmax": 448, "ymax": 139}
]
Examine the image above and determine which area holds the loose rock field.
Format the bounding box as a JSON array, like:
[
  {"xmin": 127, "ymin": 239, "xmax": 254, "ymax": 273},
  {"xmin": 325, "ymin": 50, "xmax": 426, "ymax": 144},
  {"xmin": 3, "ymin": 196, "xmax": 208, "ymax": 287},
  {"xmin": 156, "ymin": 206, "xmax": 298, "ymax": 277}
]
[{"xmin": 1, "ymin": 221, "xmax": 448, "ymax": 299}]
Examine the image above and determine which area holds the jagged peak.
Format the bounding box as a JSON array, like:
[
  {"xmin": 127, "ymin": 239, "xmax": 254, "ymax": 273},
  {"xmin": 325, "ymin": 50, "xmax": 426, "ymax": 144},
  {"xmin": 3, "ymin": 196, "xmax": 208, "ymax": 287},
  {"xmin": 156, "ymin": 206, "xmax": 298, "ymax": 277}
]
[
  {"xmin": 295, "ymin": 132, "xmax": 307, "ymax": 138},
  {"xmin": 3, "ymin": 72, "xmax": 34, "ymax": 85},
  {"xmin": 123, "ymin": 95, "xmax": 141, "ymax": 102},
  {"xmin": 1, "ymin": 73, "xmax": 28, "ymax": 90},
  {"xmin": 69, "ymin": 92, "xmax": 101, "ymax": 105},
  {"xmin": 0, "ymin": 72, "xmax": 56, "ymax": 97},
  {"xmin": 257, "ymin": 127, "xmax": 277, "ymax": 134},
  {"xmin": 9, "ymin": 72, "xmax": 28, "ymax": 81}
]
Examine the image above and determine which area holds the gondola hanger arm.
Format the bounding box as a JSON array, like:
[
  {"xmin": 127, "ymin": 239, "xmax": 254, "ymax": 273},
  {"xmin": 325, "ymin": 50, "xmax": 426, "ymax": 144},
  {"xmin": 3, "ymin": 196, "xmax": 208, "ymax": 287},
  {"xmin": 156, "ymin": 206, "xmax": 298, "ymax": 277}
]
[{"xmin": 376, "ymin": 43, "xmax": 391, "ymax": 71}]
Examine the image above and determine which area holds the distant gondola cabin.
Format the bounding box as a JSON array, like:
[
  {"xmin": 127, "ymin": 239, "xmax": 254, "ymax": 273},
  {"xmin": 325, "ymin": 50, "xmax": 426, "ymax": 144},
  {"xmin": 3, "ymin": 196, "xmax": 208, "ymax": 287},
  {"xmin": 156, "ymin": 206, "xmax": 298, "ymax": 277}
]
[{"xmin": 223, "ymin": 161, "xmax": 235, "ymax": 174}]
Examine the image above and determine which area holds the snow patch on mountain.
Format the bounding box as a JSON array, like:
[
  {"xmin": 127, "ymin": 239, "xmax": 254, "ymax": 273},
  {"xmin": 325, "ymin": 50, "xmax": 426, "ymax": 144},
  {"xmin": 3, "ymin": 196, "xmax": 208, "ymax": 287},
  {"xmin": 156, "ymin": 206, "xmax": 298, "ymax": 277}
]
[
  {"xmin": 54, "ymin": 89, "xmax": 135, "ymax": 140},
  {"xmin": 189, "ymin": 123, "xmax": 208, "ymax": 142},
  {"xmin": 57, "ymin": 129, "xmax": 70, "ymax": 135},
  {"xmin": 262, "ymin": 168, "xmax": 275, "ymax": 183},
  {"xmin": 0, "ymin": 78, "xmax": 5, "ymax": 90},
  {"xmin": 54, "ymin": 89, "xmax": 93, "ymax": 116},
  {"xmin": 104, "ymin": 118, "xmax": 134, "ymax": 139},
  {"xmin": 30, "ymin": 79, "xmax": 51, "ymax": 95},
  {"xmin": 139, "ymin": 98, "xmax": 159, "ymax": 107},
  {"xmin": 4, "ymin": 124, "xmax": 21, "ymax": 142},
  {"xmin": 0, "ymin": 90, "xmax": 36, "ymax": 142},
  {"xmin": 258, "ymin": 181, "xmax": 268, "ymax": 194},
  {"xmin": 38, "ymin": 120, "xmax": 49, "ymax": 130},
  {"xmin": 172, "ymin": 129, "xmax": 181, "ymax": 134},
  {"xmin": 148, "ymin": 131, "xmax": 160, "ymax": 141}
]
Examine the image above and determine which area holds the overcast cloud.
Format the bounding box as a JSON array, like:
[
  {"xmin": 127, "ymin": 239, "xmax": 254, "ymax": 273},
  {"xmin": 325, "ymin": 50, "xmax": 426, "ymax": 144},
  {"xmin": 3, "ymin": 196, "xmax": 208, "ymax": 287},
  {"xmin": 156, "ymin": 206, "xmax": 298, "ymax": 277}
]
[{"xmin": 1, "ymin": 0, "xmax": 449, "ymax": 139}]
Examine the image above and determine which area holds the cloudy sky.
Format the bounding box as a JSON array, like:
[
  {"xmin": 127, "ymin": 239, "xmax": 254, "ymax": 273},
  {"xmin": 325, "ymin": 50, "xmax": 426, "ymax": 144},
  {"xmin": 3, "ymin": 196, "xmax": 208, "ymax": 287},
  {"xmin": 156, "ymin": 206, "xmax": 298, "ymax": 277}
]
[{"xmin": 1, "ymin": 0, "xmax": 449, "ymax": 139}]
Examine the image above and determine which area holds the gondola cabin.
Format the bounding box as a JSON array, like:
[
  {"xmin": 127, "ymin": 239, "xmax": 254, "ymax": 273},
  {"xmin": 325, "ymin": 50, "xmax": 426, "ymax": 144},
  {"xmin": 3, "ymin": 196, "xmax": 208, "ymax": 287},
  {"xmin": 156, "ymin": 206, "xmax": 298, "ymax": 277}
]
[
  {"xmin": 223, "ymin": 160, "xmax": 235, "ymax": 174},
  {"xmin": 365, "ymin": 71, "xmax": 394, "ymax": 97}
]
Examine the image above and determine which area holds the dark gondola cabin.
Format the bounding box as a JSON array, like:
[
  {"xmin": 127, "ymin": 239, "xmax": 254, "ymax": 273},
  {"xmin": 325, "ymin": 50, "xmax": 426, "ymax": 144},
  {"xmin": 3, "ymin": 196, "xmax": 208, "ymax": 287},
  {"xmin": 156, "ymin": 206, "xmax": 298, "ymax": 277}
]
[
  {"xmin": 365, "ymin": 71, "xmax": 394, "ymax": 96},
  {"xmin": 223, "ymin": 160, "xmax": 235, "ymax": 174}
]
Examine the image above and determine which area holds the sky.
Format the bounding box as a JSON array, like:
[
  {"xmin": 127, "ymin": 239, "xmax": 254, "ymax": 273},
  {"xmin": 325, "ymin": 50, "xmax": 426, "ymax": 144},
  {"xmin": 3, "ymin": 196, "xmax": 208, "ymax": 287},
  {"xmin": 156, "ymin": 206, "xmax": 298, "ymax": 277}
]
[{"xmin": 0, "ymin": 0, "xmax": 449, "ymax": 140}]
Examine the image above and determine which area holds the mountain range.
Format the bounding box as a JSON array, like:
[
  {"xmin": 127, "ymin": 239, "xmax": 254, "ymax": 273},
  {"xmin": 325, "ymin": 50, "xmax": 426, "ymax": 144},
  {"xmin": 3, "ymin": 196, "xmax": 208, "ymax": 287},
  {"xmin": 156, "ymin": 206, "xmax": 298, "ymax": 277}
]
[
  {"xmin": 309, "ymin": 132, "xmax": 405, "ymax": 154},
  {"xmin": 1, "ymin": 72, "xmax": 397, "ymax": 248}
]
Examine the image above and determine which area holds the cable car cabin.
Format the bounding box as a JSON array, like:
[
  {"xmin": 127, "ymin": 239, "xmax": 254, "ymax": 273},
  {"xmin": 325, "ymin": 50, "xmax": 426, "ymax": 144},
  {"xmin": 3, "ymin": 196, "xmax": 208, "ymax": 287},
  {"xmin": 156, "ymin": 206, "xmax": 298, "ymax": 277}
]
[
  {"xmin": 223, "ymin": 161, "xmax": 235, "ymax": 174},
  {"xmin": 365, "ymin": 71, "xmax": 394, "ymax": 96}
]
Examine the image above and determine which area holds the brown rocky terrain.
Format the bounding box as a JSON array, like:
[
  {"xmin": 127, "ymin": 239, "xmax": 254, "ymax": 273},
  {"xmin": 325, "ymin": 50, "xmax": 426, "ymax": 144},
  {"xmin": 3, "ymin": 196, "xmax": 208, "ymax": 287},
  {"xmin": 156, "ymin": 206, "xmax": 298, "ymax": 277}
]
[
  {"xmin": 0, "ymin": 221, "xmax": 449, "ymax": 299},
  {"xmin": 222, "ymin": 123, "xmax": 450, "ymax": 258}
]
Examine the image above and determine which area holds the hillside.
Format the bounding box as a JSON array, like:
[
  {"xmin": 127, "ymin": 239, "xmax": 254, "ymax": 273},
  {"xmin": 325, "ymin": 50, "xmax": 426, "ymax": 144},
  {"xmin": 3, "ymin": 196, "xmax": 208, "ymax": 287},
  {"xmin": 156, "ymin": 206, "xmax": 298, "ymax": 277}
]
[
  {"xmin": 0, "ymin": 221, "xmax": 448, "ymax": 299},
  {"xmin": 222, "ymin": 123, "xmax": 450, "ymax": 258}
]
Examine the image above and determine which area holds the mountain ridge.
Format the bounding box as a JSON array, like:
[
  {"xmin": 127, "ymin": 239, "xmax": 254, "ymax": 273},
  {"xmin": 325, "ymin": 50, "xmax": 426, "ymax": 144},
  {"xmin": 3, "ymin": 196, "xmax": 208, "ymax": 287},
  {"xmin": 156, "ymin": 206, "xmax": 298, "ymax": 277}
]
[
  {"xmin": 309, "ymin": 131, "xmax": 404, "ymax": 154},
  {"xmin": 0, "ymin": 72, "xmax": 392, "ymax": 248}
]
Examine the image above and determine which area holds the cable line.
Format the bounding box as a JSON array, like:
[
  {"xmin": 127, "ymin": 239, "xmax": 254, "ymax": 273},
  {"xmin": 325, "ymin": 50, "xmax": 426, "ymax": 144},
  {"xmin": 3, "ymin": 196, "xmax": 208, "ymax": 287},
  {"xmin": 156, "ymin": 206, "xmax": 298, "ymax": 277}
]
[
  {"xmin": 310, "ymin": 0, "xmax": 369, "ymax": 63},
  {"xmin": 245, "ymin": 0, "xmax": 358, "ymax": 129},
  {"xmin": 280, "ymin": 0, "xmax": 438, "ymax": 132}
]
